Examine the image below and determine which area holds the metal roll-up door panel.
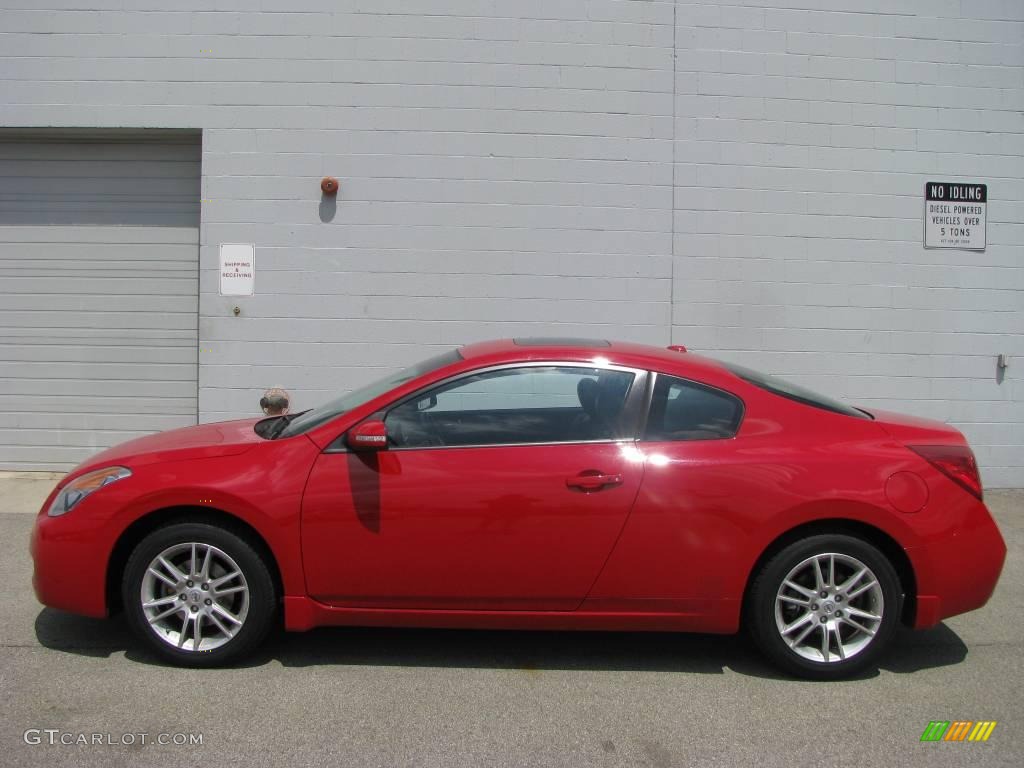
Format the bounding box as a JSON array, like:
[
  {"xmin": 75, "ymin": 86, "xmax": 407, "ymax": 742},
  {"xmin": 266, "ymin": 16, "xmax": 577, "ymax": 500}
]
[{"xmin": 0, "ymin": 132, "xmax": 200, "ymax": 471}]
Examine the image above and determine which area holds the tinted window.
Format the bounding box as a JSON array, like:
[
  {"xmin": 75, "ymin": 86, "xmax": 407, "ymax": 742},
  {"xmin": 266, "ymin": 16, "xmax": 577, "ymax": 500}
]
[
  {"xmin": 723, "ymin": 362, "xmax": 870, "ymax": 419},
  {"xmin": 385, "ymin": 366, "xmax": 635, "ymax": 448},
  {"xmin": 644, "ymin": 375, "xmax": 742, "ymax": 441}
]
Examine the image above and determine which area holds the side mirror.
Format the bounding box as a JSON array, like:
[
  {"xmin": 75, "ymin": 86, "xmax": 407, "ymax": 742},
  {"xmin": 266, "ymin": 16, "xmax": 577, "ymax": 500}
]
[{"xmin": 347, "ymin": 420, "xmax": 389, "ymax": 451}]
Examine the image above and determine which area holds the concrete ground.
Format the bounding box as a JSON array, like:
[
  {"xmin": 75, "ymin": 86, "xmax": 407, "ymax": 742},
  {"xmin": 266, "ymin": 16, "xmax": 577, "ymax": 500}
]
[{"xmin": 2, "ymin": 472, "xmax": 1021, "ymax": 768}]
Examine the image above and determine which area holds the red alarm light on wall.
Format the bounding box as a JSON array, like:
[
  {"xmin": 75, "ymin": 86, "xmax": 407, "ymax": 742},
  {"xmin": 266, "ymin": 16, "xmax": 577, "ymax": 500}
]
[{"xmin": 320, "ymin": 176, "xmax": 339, "ymax": 196}]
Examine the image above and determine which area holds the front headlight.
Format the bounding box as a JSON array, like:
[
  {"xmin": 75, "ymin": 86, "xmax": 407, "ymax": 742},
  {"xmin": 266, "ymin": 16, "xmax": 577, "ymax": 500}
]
[{"xmin": 47, "ymin": 466, "xmax": 132, "ymax": 517}]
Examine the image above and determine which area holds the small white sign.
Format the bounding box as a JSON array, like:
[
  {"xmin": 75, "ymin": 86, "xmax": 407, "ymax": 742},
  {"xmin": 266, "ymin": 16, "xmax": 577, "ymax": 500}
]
[
  {"xmin": 219, "ymin": 243, "xmax": 255, "ymax": 296},
  {"xmin": 924, "ymin": 182, "xmax": 986, "ymax": 250}
]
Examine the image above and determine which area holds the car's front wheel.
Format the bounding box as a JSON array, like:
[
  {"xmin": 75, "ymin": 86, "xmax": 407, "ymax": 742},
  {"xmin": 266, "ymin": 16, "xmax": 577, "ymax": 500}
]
[
  {"xmin": 122, "ymin": 521, "xmax": 277, "ymax": 666},
  {"xmin": 747, "ymin": 534, "xmax": 901, "ymax": 680}
]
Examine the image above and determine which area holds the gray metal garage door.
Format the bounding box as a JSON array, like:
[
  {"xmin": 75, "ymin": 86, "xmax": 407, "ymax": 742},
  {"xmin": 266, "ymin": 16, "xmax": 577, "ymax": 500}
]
[{"xmin": 0, "ymin": 130, "xmax": 200, "ymax": 471}]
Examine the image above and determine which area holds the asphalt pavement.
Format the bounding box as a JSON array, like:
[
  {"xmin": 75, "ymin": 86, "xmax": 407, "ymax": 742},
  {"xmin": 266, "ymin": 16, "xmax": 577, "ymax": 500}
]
[{"xmin": 2, "ymin": 474, "xmax": 1021, "ymax": 767}]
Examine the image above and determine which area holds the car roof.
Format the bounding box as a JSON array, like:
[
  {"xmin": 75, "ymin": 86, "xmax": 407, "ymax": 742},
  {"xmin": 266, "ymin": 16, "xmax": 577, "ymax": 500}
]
[{"xmin": 457, "ymin": 337, "xmax": 736, "ymax": 385}]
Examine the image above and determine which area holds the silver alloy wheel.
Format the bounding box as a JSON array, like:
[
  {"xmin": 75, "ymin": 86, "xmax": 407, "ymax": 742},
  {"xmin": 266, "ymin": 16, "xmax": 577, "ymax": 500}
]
[
  {"xmin": 774, "ymin": 552, "xmax": 884, "ymax": 663},
  {"xmin": 140, "ymin": 542, "xmax": 249, "ymax": 652}
]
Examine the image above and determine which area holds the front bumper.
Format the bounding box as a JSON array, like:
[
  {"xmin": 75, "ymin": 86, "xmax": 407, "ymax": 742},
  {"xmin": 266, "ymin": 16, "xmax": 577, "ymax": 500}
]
[{"xmin": 30, "ymin": 509, "xmax": 113, "ymax": 619}]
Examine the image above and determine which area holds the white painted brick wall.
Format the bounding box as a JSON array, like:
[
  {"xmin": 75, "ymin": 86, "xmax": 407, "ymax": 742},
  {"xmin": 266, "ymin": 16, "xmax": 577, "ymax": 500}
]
[
  {"xmin": 672, "ymin": 1, "xmax": 1024, "ymax": 488},
  {"xmin": 1, "ymin": 1, "xmax": 1022, "ymax": 485},
  {"xmin": 0, "ymin": 0, "xmax": 677, "ymax": 421}
]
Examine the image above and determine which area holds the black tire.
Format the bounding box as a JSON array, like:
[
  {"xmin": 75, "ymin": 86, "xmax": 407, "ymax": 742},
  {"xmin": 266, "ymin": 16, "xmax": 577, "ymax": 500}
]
[
  {"xmin": 746, "ymin": 534, "xmax": 902, "ymax": 680},
  {"xmin": 122, "ymin": 521, "xmax": 277, "ymax": 667}
]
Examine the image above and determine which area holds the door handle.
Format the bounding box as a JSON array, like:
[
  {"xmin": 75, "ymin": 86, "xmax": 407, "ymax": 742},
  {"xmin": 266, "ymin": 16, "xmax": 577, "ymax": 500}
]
[{"xmin": 566, "ymin": 471, "xmax": 623, "ymax": 492}]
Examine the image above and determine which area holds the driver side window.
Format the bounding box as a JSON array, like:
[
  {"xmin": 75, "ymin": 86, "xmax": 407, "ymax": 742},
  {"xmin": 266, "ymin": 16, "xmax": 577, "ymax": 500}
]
[{"xmin": 385, "ymin": 366, "xmax": 635, "ymax": 448}]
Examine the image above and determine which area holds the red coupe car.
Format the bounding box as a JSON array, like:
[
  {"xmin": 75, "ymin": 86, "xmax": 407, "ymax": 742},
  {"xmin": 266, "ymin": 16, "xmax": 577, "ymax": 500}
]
[{"xmin": 30, "ymin": 338, "xmax": 1006, "ymax": 678}]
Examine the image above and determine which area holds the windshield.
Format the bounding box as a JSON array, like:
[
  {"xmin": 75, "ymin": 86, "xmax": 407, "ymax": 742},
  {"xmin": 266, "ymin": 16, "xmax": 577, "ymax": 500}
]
[
  {"xmin": 276, "ymin": 349, "xmax": 463, "ymax": 438},
  {"xmin": 722, "ymin": 362, "xmax": 870, "ymax": 420}
]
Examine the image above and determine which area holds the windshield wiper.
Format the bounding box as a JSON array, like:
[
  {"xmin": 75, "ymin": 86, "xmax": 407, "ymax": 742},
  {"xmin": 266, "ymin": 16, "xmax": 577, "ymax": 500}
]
[{"xmin": 267, "ymin": 410, "xmax": 311, "ymax": 440}]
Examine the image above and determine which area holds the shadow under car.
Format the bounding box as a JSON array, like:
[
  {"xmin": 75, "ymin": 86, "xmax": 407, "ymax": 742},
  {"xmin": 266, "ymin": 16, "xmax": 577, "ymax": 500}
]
[{"xmin": 34, "ymin": 608, "xmax": 968, "ymax": 681}]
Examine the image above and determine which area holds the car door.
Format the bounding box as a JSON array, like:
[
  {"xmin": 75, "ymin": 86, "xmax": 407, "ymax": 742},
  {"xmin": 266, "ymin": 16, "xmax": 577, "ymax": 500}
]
[
  {"xmin": 586, "ymin": 372, "xmax": 748, "ymax": 616},
  {"xmin": 301, "ymin": 363, "xmax": 647, "ymax": 611}
]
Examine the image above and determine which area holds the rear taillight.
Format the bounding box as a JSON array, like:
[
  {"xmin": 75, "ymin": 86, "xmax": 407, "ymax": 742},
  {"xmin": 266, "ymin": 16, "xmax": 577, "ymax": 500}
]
[{"xmin": 909, "ymin": 444, "xmax": 983, "ymax": 500}]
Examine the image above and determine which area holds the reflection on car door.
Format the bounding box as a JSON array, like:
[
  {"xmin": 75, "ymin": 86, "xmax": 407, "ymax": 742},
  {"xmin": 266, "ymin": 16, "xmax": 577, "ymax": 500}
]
[{"xmin": 301, "ymin": 364, "xmax": 646, "ymax": 611}]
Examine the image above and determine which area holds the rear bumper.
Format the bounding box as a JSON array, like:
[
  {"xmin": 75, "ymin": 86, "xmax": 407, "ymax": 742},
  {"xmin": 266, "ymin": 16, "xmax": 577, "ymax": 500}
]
[{"xmin": 907, "ymin": 499, "xmax": 1007, "ymax": 628}]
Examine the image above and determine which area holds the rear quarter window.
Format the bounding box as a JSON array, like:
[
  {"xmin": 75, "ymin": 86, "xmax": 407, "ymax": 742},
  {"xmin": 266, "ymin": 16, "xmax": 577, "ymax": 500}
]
[{"xmin": 643, "ymin": 374, "xmax": 743, "ymax": 441}]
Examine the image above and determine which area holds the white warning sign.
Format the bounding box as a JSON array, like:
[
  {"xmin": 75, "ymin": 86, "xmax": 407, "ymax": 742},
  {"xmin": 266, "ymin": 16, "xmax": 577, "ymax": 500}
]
[
  {"xmin": 219, "ymin": 243, "xmax": 255, "ymax": 296},
  {"xmin": 924, "ymin": 182, "xmax": 986, "ymax": 250}
]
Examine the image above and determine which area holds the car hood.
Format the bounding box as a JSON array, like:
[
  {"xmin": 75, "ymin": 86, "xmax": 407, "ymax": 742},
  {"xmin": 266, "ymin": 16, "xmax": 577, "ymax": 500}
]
[{"xmin": 68, "ymin": 418, "xmax": 265, "ymax": 477}]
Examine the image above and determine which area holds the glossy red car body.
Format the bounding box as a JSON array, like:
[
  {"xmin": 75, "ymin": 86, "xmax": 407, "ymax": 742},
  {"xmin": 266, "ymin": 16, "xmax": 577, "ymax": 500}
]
[{"xmin": 31, "ymin": 339, "xmax": 1006, "ymax": 638}]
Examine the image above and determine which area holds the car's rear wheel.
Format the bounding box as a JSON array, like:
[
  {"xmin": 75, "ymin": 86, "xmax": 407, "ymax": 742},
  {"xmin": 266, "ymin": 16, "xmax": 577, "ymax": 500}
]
[
  {"xmin": 122, "ymin": 522, "xmax": 277, "ymax": 667},
  {"xmin": 747, "ymin": 534, "xmax": 901, "ymax": 680}
]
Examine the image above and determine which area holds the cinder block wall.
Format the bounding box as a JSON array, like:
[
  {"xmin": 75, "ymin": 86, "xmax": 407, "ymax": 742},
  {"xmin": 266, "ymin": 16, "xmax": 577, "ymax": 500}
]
[
  {"xmin": 193, "ymin": 1, "xmax": 676, "ymax": 421},
  {"xmin": 0, "ymin": 0, "xmax": 678, "ymax": 422},
  {"xmin": 671, "ymin": 1, "xmax": 1024, "ymax": 487},
  {"xmin": 1, "ymin": 1, "xmax": 1021, "ymax": 485}
]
